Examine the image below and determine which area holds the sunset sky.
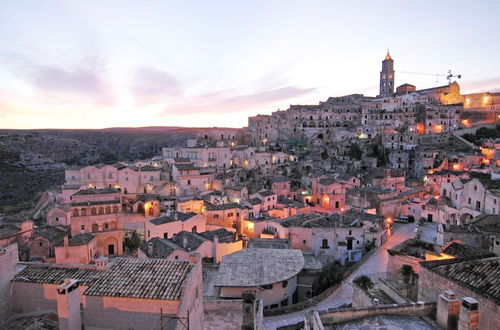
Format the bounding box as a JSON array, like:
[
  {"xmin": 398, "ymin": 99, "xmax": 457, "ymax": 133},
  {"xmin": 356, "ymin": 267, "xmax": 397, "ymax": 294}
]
[{"xmin": 1, "ymin": 0, "xmax": 499, "ymax": 129}]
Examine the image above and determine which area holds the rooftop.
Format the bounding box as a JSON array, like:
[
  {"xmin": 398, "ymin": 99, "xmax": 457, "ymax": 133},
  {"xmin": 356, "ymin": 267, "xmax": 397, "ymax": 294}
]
[
  {"xmin": 73, "ymin": 187, "xmax": 120, "ymax": 196},
  {"xmin": 149, "ymin": 211, "xmax": 197, "ymax": 225},
  {"xmin": 13, "ymin": 258, "xmax": 194, "ymax": 300},
  {"xmin": 214, "ymin": 248, "xmax": 304, "ymax": 287},
  {"xmin": 421, "ymin": 257, "xmax": 500, "ymax": 305},
  {"xmin": 442, "ymin": 241, "xmax": 493, "ymax": 259}
]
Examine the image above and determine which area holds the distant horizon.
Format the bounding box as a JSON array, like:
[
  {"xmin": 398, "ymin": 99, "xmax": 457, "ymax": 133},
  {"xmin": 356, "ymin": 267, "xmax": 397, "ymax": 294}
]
[{"xmin": 1, "ymin": 1, "xmax": 499, "ymax": 129}]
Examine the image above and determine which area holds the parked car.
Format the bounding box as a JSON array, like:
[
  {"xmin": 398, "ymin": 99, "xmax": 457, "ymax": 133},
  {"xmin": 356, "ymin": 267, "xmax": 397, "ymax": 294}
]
[{"xmin": 395, "ymin": 216, "xmax": 409, "ymax": 223}]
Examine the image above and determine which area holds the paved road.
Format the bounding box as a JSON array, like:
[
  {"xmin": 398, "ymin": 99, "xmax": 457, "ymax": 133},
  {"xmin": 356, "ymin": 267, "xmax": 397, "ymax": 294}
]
[{"xmin": 264, "ymin": 222, "xmax": 420, "ymax": 330}]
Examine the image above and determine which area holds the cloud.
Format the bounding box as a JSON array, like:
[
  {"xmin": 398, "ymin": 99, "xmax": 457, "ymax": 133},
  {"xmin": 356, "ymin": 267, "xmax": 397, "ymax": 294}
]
[
  {"xmin": 131, "ymin": 67, "xmax": 183, "ymax": 106},
  {"xmin": 162, "ymin": 85, "xmax": 317, "ymax": 116},
  {"xmin": 461, "ymin": 76, "xmax": 500, "ymax": 93},
  {"xmin": 0, "ymin": 50, "xmax": 113, "ymax": 107}
]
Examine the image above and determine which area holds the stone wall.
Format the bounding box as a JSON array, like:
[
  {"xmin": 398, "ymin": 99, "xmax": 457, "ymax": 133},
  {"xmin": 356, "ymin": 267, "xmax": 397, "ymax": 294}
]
[
  {"xmin": 378, "ymin": 278, "xmax": 411, "ymax": 304},
  {"xmin": 319, "ymin": 302, "xmax": 435, "ymax": 324},
  {"xmin": 352, "ymin": 285, "xmax": 375, "ymax": 307},
  {"xmin": 0, "ymin": 243, "xmax": 18, "ymax": 324},
  {"xmin": 418, "ymin": 266, "xmax": 500, "ymax": 330}
]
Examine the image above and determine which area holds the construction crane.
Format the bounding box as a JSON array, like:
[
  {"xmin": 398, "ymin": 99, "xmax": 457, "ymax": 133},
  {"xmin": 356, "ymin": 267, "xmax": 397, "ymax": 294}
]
[{"xmin": 399, "ymin": 70, "xmax": 462, "ymax": 85}]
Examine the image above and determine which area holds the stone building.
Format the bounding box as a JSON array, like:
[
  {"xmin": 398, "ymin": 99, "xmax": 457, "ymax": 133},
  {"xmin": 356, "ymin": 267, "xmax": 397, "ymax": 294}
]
[
  {"xmin": 379, "ymin": 51, "xmax": 395, "ymax": 97},
  {"xmin": 10, "ymin": 256, "xmax": 204, "ymax": 330},
  {"xmin": 419, "ymin": 257, "xmax": 500, "ymax": 330},
  {"xmin": 214, "ymin": 248, "xmax": 304, "ymax": 309}
]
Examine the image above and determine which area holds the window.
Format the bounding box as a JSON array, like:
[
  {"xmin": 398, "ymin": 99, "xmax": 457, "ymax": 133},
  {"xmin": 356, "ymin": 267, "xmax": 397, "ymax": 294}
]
[
  {"xmin": 80, "ymin": 225, "xmax": 85, "ymax": 231},
  {"xmin": 213, "ymin": 214, "xmax": 219, "ymax": 219},
  {"xmin": 476, "ymin": 201, "xmax": 481, "ymax": 210},
  {"xmin": 187, "ymin": 180, "xmax": 191, "ymax": 185},
  {"xmin": 261, "ymin": 284, "xmax": 273, "ymax": 290},
  {"xmin": 164, "ymin": 233, "xmax": 168, "ymax": 239},
  {"xmin": 321, "ymin": 239, "xmax": 329, "ymax": 249},
  {"xmin": 349, "ymin": 230, "xmax": 352, "ymax": 235},
  {"xmin": 148, "ymin": 230, "xmax": 150, "ymax": 238},
  {"xmin": 39, "ymin": 241, "xmax": 43, "ymax": 247},
  {"xmin": 282, "ymin": 280, "xmax": 288, "ymax": 288},
  {"xmin": 228, "ymin": 213, "xmax": 234, "ymax": 217},
  {"xmin": 55, "ymin": 217, "xmax": 59, "ymax": 222},
  {"xmin": 303, "ymin": 239, "xmax": 306, "ymax": 244},
  {"xmin": 468, "ymin": 198, "xmax": 471, "ymax": 205},
  {"xmin": 474, "ymin": 185, "xmax": 477, "ymax": 191}
]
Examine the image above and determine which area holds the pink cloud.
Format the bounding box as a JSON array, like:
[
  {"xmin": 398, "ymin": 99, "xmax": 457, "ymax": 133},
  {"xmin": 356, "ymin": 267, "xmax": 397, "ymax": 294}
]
[
  {"xmin": 131, "ymin": 67, "xmax": 183, "ymax": 106},
  {"xmin": 162, "ymin": 85, "xmax": 317, "ymax": 116}
]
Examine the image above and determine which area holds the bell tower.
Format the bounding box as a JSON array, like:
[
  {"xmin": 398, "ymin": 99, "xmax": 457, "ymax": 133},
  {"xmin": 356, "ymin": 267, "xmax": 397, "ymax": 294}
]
[{"xmin": 379, "ymin": 50, "xmax": 395, "ymax": 97}]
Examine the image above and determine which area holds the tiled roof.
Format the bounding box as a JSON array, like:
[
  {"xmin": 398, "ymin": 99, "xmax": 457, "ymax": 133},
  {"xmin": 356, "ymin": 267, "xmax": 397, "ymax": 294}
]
[
  {"xmin": 0, "ymin": 224, "xmax": 21, "ymax": 239},
  {"xmin": 199, "ymin": 228, "xmax": 237, "ymax": 243},
  {"xmin": 205, "ymin": 202, "xmax": 241, "ymax": 211},
  {"xmin": 215, "ymin": 248, "xmax": 304, "ymax": 287},
  {"xmin": 139, "ymin": 237, "xmax": 179, "ymax": 258},
  {"xmin": 34, "ymin": 227, "xmax": 67, "ymax": 246},
  {"xmin": 139, "ymin": 165, "xmax": 161, "ymax": 171},
  {"xmin": 257, "ymin": 190, "xmax": 276, "ymax": 197},
  {"xmin": 149, "ymin": 212, "xmax": 197, "ymax": 225},
  {"xmin": 270, "ymin": 176, "xmax": 290, "ymax": 183},
  {"xmin": 73, "ymin": 187, "xmax": 120, "ymax": 196},
  {"xmin": 318, "ymin": 178, "xmax": 337, "ymax": 185},
  {"xmin": 169, "ymin": 231, "xmax": 207, "ymax": 251},
  {"xmin": 12, "ymin": 264, "xmax": 103, "ymax": 286},
  {"xmin": 245, "ymin": 198, "xmax": 262, "ymax": 205},
  {"xmin": 84, "ymin": 258, "xmax": 193, "ymax": 300},
  {"xmin": 69, "ymin": 233, "xmax": 95, "ymax": 246},
  {"xmin": 442, "ymin": 242, "xmax": 493, "ymax": 259},
  {"xmin": 421, "ymin": 257, "xmax": 500, "ymax": 305},
  {"xmin": 71, "ymin": 200, "xmax": 121, "ymax": 207}
]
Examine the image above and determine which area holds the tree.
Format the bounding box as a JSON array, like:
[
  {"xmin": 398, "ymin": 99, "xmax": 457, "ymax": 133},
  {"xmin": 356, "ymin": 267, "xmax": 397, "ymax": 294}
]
[
  {"xmin": 311, "ymin": 262, "xmax": 344, "ymax": 296},
  {"xmin": 348, "ymin": 143, "xmax": 363, "ymax": 160},
  {"xmin": 399, "ymin": 264, "xmax": 415, "ymax": 283},
  {"xmin": 125, "ymin": 233, "xmax": 142, "ymax": 251},
  {"xmin": 353, "ymin": 275, "xmax": 374, "ymax": 291}
]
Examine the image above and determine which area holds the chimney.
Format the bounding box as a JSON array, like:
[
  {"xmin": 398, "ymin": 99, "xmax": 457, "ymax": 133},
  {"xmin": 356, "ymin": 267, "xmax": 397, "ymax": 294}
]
[
  {"xmin": 242, "ymin": 290, "xmax": 256, "ymax": 330},
  {"xmin": 458, "ymin": 297, "xmax": 479, "ymax": 330},
  {"xmin": 147, "ymin": 242, "xmax": 153, "ymax": 256},
  {"xmin": 56, "ymin": 279, "xmax": 81, "ymax": 330},
  {"xmin": 437, "ymin": 290, "xmax": 460, "ymax": 329},
  {"xmin": 183, "ymin": 235, "xmax": 188, "ymax": 249},
  {"xmin": 95, "ymin": 256, "xmax": 109, "ymax": 270},
  {"xmin": 188, "ymin": 252, "xmax": 200, "ymax": 265},
  {"xmin": 213, "ymin": 235, "xmax": 219, "ymax": 262}
]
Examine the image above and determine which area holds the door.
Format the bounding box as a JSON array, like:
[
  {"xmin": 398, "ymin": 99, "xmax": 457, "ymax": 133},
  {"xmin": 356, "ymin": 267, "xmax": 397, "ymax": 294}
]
[
  {"xmin": 108, "ymin": 244, "xmax": 115, "ymax": 255},
  {"xmin": 347, "ymin": 239, "xmax": 353, "ymax": 250},
  {"xmin": 428, "ymin": 214, "xmax": 433, "ymax": 222}
]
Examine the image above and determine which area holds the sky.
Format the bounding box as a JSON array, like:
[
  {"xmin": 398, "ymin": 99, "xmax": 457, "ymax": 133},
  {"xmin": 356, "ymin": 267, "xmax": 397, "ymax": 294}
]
[{"xmin": 1, "ymin": 0, "xmax": 499, "ymax": 129}]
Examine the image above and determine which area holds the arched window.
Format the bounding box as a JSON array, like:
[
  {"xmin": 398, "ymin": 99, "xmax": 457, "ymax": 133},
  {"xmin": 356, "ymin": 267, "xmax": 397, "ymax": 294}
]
[
  {"xmin": 81, "ymin": 208, "xmax": 87, "ymax": 216},
  {"xmin": 73, "ymin": 209, "xmax": 79, "ymax": 217},
  {"xmin": 91, "ymin": 207, "xmax": 97, "ymax": 215},
  {"xmin": 91, "ymin": 224, "xmax": 99, "ymax": 232},
  {"xmin": 105, "ymin": 206, "xmax": 111, "ymax": 214},
  {"xmin": 148, "ymin": 207, "xmax": 154, "ymax": 216},
  {"xmin": 98, "ymin": 207, "xmax": 104, "ymax": 215},
  {"xmin": 113, "ymin": 205, "xmax": 119, "ymax": 213}
]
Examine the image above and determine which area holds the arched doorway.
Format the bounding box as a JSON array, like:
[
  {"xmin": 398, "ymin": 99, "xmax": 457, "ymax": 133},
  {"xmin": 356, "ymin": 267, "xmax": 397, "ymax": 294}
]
[
  {"xmin": 103, "ymin": 236, "xmax": 119, "ymax": 256},
  {"xmin": 137, "ymin": 203, "xmax": 144, "ymax": 214},
  {"xmin": 459, "ymin": 213, "xmax": 473, "ymax": 225}
]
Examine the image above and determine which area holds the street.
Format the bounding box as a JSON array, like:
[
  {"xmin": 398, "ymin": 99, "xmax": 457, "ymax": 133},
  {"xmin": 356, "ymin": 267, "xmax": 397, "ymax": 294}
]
[{"xmin": 264, "ymin": 222, "xmax": 422, "ymax": 330}]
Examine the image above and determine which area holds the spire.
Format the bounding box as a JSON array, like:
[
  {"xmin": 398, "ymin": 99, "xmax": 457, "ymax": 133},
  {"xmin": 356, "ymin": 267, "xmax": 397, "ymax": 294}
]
[{"xmin": 385, "ymin": 49, "xmax": 392, "ymax": 60}]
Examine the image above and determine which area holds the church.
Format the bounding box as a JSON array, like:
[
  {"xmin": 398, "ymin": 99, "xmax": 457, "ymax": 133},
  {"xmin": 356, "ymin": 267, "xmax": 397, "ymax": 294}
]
[{"xmin": 379, "ymin": 51, "xmax": 464, "ymax": 105}]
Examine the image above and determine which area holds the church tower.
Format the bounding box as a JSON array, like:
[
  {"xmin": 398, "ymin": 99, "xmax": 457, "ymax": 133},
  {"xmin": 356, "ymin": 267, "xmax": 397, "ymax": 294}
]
[{"xmin": 379, "ymin": 50, "xmax": 395, "ymax": 97}]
